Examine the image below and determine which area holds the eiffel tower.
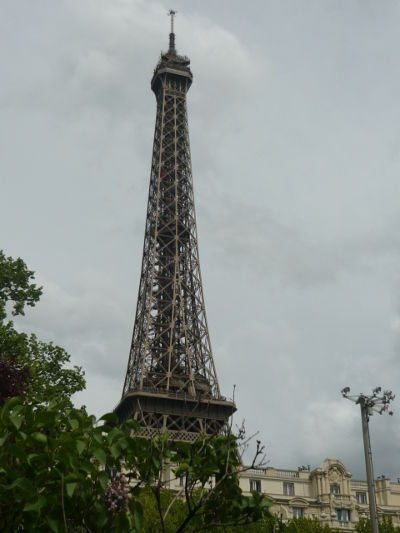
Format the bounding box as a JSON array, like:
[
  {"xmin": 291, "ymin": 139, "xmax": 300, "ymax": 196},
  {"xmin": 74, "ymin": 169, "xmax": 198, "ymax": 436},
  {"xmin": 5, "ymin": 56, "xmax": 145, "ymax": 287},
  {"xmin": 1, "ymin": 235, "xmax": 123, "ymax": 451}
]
[{"xmin": 115, "ymin": 12, "xmax": 236, "ymax": 441}]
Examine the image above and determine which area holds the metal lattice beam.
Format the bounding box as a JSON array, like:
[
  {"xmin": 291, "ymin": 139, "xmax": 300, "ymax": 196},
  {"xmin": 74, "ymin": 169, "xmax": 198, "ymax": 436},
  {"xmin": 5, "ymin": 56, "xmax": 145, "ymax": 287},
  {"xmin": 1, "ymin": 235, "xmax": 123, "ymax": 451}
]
[{"xmin": 115, "ymin": 24, "xmax": 235, "ymax": 439}]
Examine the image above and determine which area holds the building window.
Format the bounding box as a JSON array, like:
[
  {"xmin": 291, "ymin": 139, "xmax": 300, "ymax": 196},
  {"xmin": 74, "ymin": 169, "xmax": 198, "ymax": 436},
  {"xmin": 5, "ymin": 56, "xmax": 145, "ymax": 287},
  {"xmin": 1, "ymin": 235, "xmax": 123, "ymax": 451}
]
[
  {"xmin": 330, "ymin": 483, "xmax": 341, "ymax": 495},
  {"xmin": 293, "ymin": 507, "xmax": 304, "ymax": 519},
  {"xmin": 336, "ymin": 509, "xmax": 350, "ymax": 522},
  {"xmin": 283, "ymin": 482, "xmax": 295, "ymax": 496},
  {"xmin": 250, "ymin": 479, "xmax": 261, "ymax": 493},
  {"xmin": 356, "ymin": 492, "xmax": 367, "ymax": 505}
]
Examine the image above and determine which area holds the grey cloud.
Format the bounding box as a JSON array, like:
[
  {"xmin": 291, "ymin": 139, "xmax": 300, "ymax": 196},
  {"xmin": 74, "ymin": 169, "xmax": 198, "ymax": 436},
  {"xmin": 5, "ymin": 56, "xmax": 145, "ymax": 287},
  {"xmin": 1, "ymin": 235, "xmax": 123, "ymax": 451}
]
[
  {"xmin": 200, "ymin": 194, "xmax": 400, "ymax": 288},
  {"xmin": 16, "ymin": 273, "xmax": 131, "ymax": 382},
  {"xmin": 2, "ymin": 0, "xmax": 400, "ymax": 480}
]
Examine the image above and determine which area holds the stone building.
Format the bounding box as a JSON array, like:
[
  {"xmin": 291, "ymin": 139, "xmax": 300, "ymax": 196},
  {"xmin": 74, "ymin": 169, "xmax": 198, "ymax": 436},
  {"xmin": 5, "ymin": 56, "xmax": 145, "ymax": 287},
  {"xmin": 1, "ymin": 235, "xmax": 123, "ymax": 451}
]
[
  {"xmin": 239, "ymin": 458, "xmax": 400, "ymax": 530},
  {"xmin": 165, "ymin": 456, "xmax": 400, "ymax": 529}
]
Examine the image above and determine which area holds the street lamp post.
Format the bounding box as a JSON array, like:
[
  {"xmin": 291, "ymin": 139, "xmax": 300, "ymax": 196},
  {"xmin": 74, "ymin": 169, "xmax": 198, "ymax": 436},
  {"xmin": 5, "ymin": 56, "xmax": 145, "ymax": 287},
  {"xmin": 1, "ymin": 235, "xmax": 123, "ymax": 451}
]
[{"xmin": 341, "ymin": 387, "xmax": 395, "ymax": 533}]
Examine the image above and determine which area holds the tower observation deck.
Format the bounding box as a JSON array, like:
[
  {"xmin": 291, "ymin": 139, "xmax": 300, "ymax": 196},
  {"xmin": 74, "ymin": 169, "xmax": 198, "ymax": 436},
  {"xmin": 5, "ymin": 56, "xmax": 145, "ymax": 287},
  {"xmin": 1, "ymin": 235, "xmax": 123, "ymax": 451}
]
[{"xmin": 115, "ymin": 12, "xmax": 236, "ymax": 441}]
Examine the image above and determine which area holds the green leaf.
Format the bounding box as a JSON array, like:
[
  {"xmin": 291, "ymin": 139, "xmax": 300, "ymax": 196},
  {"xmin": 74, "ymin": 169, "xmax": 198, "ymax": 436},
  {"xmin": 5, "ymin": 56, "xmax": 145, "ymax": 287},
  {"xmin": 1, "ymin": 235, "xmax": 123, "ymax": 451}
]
[
  {"xmin": 92, "ymin": 430, "xmax": 103, "ymax": 444},
  {"xmin": 36, "ymin": 410, "xmax": 57, "ymax": 427},
  {"xmin": 94, "ymin": 502, "xmax": 108, "ymax": 527},
  {"xmin": 106, "ymin": 427, "xmax": 121, "ymax": 445},
  {"xmin": 46, "ymin": 517, "xmax": 61, "ymax": 532},
  {"xmin": 126, "ymin": 419, "xmax": 140, "ymax": 432},
  {"xmin": 27, "ymin": 453, "xmax": 40, "ymax": 466},
  {"xmin": 129, "ymin": 499, "xmax": 143, "ymax": 532},
  {"xmin": 11, "ymin": 404, "xmax": 25, "ymax": 415},
  {"xmin": 31, "ymin": 432, "xmax": 47, "ymax": 444},
  {"xmin": 98, "ymin": 471, "xmax": 109, "ymax": 490},
  {"xmin": 4, "ymin": 396, "xmax": 23, "ymax": 411},
  {"xmin": 110, "ymin": 443, "xmax": 120, "ymax": 459},
  {"xmin": 10, "ymin": 412, "xmax": 23, "ymax": 429},
  {"xmin": 0, "ymin": 432, "xmax": 8, "ymax": 446},
  {"xmin": 134, "ymin": 502, "xmax": 143, "ymax": 532},
  {"xmin": 174, "ymin": 463, "xmax": 189, "ymax": 477},
  {"xmin": 10, "ymin": 477, "xmax": 34, "ymax": 494},
  {"xmin": 23, "ymin": 495, "xmax": 46, "ymax": 513},
  {"xmin": 93, "ymin": 447, "xmax": 107, "ymax": 465},
  {"xmin": 117, "ymin": 436, "xmax": 128, "ymax": 450},
  {"xmin": 64, "ymin": 473, "xmax": 81, "ymax": 483},
  {"xmin": 151, "ymin": 456, "xmax": 160, "ymax": 470},
  {"xmin": 99, "ymin": 412, "xmax": 118, "ymax": 424},
  {"xmin": 79, "ymin": 462, "xmax": 94, "ymax": 475},
  {"xmin": 69, "ymin": 418, "xmax": 79, "ymax": 430},
  {"xmin": 76, "ymin": 439, "xmax": 85, "ymax": 455},
  {"xmin": 66, "ymin": 482, "xmax": 77, "ymax": 498}
]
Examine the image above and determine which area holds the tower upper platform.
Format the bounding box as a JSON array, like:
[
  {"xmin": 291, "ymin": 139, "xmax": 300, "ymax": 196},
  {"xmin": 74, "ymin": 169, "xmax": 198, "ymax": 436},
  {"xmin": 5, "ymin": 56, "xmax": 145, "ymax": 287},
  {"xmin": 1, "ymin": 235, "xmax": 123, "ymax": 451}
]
[{"xmin": 151, "ymin": 18, "xmax": 193, "ymax": 94}]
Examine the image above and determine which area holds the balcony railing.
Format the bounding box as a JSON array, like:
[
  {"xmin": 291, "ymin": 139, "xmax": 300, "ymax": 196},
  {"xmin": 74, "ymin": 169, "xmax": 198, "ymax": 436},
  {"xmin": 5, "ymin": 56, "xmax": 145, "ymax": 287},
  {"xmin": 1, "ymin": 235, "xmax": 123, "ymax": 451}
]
[
  {"xmin": 246, "ymin": 468, "xmax": 269, "ymax": 476},
  {"xmin": 351, "ymin": 480, "xmax": 368, "ymax": 489},
  {"xmin": 245, "ymin": 468, "xmax": 300, "ymax": 479},
  {"xmin": 275, "ymin": 470, "xmax": 300, "ymax": 479}
]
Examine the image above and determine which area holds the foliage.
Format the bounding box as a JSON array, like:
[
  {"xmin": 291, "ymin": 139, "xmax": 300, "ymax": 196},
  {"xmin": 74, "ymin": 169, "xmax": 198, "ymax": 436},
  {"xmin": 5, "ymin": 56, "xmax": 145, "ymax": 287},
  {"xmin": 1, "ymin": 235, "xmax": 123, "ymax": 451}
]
[
  {"xmin": 0, "ymin": 251, "xmax": 85, "ymax": 406},
  {"xmin": 170, "ymin": 436, "xmax": 270, "ymax": 531},
  {"xmin": 136, "ymin": 487, "xmax": 191, "ymax": 532},
  {"xmin": 0, "ymin": 399, "xmax": 143, "ymax": 532},
  {"xmin": 0, "ymin": 398, "xmax": 271, "ymax": 532},
  {"xmin": 136, "ymin": 432, "xmax": 271, "ymax": 532},
  {"xmin": 0, "ymin": 357, "xmax": 30, "ymax": 405},
  {"xmin": 19, "ymin": 333, "xmax": 85, "ymax": 406},
  {"xmin": 0, "ymin": 250, "xmax": 42, "ymax": 320},
  {"xmin": 355, "ymin": 516, "xmax": 400, "ymax": 533}
]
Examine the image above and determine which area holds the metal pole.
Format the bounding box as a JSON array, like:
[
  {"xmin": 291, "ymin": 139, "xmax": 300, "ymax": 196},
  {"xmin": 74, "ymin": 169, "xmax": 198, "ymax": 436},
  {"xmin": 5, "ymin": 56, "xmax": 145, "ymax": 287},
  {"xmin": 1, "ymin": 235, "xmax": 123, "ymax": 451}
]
[
  {"xmin": 342, "ymin": 387, "xmax": 394, "ymax": 532},
  {"xmin": 360, "ymin": 401, "xmax": 379, "ymax": 533}
]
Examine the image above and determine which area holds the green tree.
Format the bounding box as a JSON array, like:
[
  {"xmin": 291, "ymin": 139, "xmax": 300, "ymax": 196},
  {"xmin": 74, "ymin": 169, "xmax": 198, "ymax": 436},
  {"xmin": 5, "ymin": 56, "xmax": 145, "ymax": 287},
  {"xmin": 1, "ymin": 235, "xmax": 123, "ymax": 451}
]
[
  {"xmin": 0, "ymin": 250, "xmax": 42, "ymax": 319},
  {"xmin": 136, "ymin": 487, "xmax": 190, "ymax": 532},
  {"xmin": 135, "ymin": 431, "xmax": 271, "ymax": 532},
  {"xmin": 0, "ymin": 399, "xmax": 144, "ymax": 531},
  {"xmin": 0, "ymin": 251, "xmax": 85, "ymax": 406},
  {"xmin": 0, "ymin": 398, "xmax": 270, "ymax": 532}
]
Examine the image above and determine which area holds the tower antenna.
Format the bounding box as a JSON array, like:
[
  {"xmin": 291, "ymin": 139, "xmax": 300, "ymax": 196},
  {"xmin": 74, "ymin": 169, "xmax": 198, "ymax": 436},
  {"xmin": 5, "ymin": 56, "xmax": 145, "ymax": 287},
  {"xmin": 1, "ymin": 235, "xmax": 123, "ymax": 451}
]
[{"xmin": 168, "ymin": 9, "xmax": 177, "ymax": 53}]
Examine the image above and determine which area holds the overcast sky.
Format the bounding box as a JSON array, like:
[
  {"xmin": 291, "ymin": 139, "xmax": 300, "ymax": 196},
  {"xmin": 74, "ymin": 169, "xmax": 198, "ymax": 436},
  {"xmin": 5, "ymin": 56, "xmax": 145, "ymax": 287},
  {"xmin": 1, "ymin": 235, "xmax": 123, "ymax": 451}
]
[{"xmin": 1, "ymin": 0, "xmax": 400, "ymax": 479}]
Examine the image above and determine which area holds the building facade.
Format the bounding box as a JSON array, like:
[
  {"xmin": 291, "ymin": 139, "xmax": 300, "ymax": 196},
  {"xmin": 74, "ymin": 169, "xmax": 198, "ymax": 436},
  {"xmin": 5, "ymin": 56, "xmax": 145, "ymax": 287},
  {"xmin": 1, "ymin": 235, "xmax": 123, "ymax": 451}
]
[
  {"xmin": 158, "ymin": 457, "xmax": 400, "ymax": 530},
  {"xmin": 239, "ymin": 458, "xmax": 400, "ymax": 530}
]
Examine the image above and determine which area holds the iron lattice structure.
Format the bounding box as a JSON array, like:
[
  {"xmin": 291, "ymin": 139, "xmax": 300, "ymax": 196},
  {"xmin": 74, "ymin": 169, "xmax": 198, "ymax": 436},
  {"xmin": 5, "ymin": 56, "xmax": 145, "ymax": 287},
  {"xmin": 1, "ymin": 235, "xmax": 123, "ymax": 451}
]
[{"xmin": 115, "ymin": 22, "xmax": 236, "ymax": 441}]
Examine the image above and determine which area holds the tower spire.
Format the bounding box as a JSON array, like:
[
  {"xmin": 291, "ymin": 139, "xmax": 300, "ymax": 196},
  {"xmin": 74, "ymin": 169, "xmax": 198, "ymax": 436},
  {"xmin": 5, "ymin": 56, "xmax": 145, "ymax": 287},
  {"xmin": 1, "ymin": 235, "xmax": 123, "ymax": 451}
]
[
  {"xmin": 168, "ymin": 9, "xmax": 177, "ymax": 54},
  {"xmin": 115, "ymin": 19, "xmax": 236, "ymax": 441}
]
